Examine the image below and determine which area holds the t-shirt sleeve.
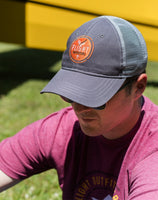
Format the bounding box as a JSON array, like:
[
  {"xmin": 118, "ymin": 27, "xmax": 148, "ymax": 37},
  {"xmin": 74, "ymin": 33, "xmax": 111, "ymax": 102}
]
[
  {"xmin": 0, "ymin": 108, "xmax": 75, "ymax": 180},
  {"xmin": 128, "ymin": 151, "xmax": 158, "ymax": 200}
]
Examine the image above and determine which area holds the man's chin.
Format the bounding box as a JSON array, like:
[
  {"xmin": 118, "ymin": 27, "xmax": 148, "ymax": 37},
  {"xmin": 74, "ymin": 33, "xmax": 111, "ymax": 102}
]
[{"xmin": 81, "ymin": 126, "xmax": 101, "ymax": 137}]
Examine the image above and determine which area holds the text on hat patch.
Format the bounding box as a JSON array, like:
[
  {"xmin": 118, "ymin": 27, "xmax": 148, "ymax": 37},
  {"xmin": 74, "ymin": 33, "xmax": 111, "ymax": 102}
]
[{"xmin": 69, "ymin": 36, "xmax": 94, "ymax": 63}]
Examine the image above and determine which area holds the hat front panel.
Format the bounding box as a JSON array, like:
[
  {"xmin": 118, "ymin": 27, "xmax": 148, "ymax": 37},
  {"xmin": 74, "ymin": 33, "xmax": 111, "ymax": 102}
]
[{"xmin": 62, "ymin": 17, "xmax": 123, "ymax": 78}]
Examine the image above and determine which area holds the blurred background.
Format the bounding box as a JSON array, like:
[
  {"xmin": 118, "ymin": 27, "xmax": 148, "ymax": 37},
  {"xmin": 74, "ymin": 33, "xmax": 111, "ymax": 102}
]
[
  {"xmin": 0, "ymin": 0, "xmax": 158, "ymax": 59},
  {"xmin": 0, "ymin": 0, "xmax": 158, "ymax": 199}
]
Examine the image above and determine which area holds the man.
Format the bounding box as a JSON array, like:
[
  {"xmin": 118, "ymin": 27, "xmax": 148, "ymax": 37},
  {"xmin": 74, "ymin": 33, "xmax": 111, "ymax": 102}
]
[{"xmin": 0, "ymin": 16, "xmax": 158, "ymax": 200}]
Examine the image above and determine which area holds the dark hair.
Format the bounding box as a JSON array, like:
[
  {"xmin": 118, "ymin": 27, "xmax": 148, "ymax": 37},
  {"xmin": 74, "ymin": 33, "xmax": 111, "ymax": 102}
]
[{"xmin": 124, "ymin": 70, "xmax": 146, "ymax": 95}]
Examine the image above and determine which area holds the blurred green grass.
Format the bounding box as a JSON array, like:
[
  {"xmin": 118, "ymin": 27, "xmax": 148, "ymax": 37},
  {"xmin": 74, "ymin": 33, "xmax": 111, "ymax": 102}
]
[
  {"xmin": 0, "ymin": 42, "xmax": 158, "ymax": 199},
  {"xmin": 0, "ymin": 42, "xmax": 67, "ymax": 200}
]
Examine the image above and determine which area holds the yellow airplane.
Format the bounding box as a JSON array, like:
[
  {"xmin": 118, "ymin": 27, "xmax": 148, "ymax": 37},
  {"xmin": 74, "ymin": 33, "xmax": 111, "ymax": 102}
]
[{"xmin": 0, "ymin": 0, "xmax": 158, "ymax": 61}]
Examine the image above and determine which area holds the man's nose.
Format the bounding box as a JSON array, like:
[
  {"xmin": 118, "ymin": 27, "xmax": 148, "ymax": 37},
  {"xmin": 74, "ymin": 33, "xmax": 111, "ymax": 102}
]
[{"xmin": 72, "ymin": 103, "xmax": 92, "ymax": 113}]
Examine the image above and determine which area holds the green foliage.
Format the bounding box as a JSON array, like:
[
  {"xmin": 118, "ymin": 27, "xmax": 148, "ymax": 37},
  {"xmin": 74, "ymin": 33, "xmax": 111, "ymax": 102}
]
[
  {"xmin": 0, "ymin": 170, "xmax": 62, "ymax": 200},
  {"xmin": 144, "ymin": 61, "xmax": 158, "ymax": 104},
  {"xmin": 0, "ymin": 43, "xmax": 66, "ymax": 200}
]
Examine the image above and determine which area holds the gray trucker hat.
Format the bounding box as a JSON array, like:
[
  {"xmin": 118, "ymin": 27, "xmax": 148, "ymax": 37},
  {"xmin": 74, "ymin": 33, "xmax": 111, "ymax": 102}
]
[{"xmin": 41, "ymin": 16, "xmax": 148, "ymax": 108}]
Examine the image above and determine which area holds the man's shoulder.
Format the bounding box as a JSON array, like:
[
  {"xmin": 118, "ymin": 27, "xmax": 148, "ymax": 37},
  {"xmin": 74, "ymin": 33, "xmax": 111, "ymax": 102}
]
[
  {"xmin": 42, "ymin": 106, "xmax": 77, "ymax": 122},
  {"xmin": 143, "ymin": 96, "xmax": 158, "ymax": 113},
  {"xmin": 125, "ymin": 97, "xmax": 158, "ymax": 166},
  {"xmin": 142, "ymin": 96, "xmax": 158, "ymax": 130},
  {"xmin": 36, "ymin": 106, "xmax": 78, "ymax": 131},
  {"xmin": 22, "ymin": 106, "xmax": 78, "ymax": 137}
]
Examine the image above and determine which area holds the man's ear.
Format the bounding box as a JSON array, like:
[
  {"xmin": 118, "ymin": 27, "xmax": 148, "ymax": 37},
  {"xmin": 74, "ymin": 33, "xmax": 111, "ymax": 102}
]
[{"xmin": 134, "ymin": 73, "xmax": 147, "ymax": 99}]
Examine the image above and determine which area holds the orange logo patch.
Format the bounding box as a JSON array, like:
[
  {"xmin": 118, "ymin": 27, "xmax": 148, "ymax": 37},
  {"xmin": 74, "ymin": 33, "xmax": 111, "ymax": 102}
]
[{"xmin": 69, "ymin": 36, "xmax": 94, "ymax": 63}]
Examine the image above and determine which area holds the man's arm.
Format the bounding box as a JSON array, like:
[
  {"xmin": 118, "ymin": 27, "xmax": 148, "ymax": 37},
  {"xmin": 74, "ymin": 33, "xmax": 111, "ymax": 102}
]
[
  {"xmin": 0, "ymin": 170, "xmax": 20, "ymax": 192},
  {"xmin": 128, "ymin": 151, "xmax": 158, "ymax": 199}
]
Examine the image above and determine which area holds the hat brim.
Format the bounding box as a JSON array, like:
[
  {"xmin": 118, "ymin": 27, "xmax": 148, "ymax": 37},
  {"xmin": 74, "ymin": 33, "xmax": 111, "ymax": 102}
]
[{"xmin": 40, "ymin": 69, "xmax": 126, "ymax": 108}]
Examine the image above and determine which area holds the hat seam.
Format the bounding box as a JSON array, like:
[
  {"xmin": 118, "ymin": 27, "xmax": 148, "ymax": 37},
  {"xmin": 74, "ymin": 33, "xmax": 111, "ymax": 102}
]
[
  {"xmin": 62, "ymin": 67, "xmax": 128, "ymax": 79},
  {"xmin": 84, "ymin": 17, "xmax": 103, "ymax": 35},
  {"xmin": 105, "ymin": 16, "xmax": 126, "ymax": 69}
]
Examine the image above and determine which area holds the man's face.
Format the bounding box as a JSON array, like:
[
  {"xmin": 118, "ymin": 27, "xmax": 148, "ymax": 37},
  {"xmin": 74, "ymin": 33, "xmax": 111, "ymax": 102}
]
[{"xmin": 72, "ymin": 87, "xmax": 138, "ymax": 139}]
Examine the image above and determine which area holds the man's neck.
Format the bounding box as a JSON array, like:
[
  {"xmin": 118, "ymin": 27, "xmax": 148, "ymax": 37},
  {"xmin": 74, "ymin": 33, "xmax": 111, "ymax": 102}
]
[{"xmin": 103, "ymin": 99, "xmax": 142, "ymax": 140}]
